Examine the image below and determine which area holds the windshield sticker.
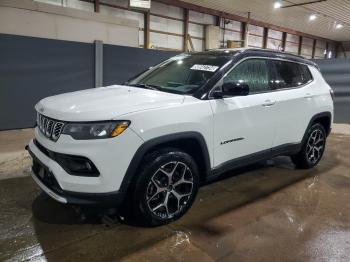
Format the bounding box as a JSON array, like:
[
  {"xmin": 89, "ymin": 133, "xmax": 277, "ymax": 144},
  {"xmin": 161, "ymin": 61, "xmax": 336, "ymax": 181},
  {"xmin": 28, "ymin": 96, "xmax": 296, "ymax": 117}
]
[{"xmin": 190, "ymin": 64, "xmax": 219, "ymax": 72}]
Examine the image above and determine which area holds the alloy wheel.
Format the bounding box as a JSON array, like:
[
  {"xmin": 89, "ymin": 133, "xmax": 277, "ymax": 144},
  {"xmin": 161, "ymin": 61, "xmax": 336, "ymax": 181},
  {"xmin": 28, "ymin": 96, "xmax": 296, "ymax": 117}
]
[
  {"xmin": 146, "ymin": 161, "xmax": 194, "ymax": 219},
  {"xmin": 306, "ymin": 128, "xmax": 325, "ymax": 164}
]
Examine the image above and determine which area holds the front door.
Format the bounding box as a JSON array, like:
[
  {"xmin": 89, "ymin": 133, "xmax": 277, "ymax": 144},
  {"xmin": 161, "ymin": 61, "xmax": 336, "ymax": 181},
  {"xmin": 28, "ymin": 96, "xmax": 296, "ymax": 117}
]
[{"xmin": 209, "ymin": 58, "xmax": 276, "ymax": 167}]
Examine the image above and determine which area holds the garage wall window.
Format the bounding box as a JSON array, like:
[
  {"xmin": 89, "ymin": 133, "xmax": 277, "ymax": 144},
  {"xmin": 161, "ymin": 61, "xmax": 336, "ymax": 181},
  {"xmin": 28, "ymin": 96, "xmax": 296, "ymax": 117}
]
[
  {"xmin": 35, "ymin": 0, "xmax": 94, "ymax": 11},
  {"xmin": 248, "ymin": 25, "xmax": 264, "ymax": 48},
  {"xmin": 220, "ymin": 19, "xmax": 242, "ymax": 48},
  {"xmin": 314, "ymin": 40, "xmax": 327, "ymax": 59},
  {"xmin": 149, "ymin": 2, "xmax": 184, "ymax": 51},
  {"xmin": 188, "ymin": 10, "xmax": 216, "ymax": 52},
  {"xmin": 301, "ymin": 37, "xmax": 314, "ymax": 59},
  {"xmin": 285, "ymin": 34, "xmax": 300, "ymax": 55},
  {"xmin": 267, "ymin": 29, "xmax": 283, "ymax": 50}
]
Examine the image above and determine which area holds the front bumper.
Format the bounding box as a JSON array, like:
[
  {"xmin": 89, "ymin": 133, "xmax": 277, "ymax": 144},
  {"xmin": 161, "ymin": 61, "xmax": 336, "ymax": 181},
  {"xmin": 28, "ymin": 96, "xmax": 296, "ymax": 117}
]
[
  {"xmin": 27, "ymin": 145, "xmax": 125, "ymax": 206},
  {"xmin": 27, "ymin": 127, "xmax": 143, "ymax": 206}
]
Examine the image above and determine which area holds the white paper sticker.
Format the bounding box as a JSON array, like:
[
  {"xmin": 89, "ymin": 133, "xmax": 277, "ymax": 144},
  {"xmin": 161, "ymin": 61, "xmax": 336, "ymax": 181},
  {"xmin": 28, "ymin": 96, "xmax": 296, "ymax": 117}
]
[{"xmin": 190, "ymin": 64, "xmax": 219, "ymax": 72}]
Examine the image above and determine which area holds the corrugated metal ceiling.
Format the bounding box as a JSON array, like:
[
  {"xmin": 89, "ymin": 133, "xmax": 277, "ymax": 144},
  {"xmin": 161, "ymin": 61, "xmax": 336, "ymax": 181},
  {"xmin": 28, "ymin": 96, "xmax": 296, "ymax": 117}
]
[{"xmin": 182, "ymin": 0, "xmax": 350, "ymax": 41}]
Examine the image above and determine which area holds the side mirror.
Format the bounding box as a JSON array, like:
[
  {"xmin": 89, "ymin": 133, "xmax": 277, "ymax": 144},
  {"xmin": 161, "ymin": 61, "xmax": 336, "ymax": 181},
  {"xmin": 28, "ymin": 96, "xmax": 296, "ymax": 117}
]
[{"xmin": 222, "ymin": 81, "xmax": 249, "ymax": 97}]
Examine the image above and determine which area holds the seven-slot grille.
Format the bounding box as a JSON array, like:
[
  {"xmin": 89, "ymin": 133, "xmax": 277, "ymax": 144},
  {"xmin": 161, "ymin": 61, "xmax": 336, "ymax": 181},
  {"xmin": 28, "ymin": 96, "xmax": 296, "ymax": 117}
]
[{"xmin": 37, "ymin": 113, "xmax": 64, "ymax": 141}]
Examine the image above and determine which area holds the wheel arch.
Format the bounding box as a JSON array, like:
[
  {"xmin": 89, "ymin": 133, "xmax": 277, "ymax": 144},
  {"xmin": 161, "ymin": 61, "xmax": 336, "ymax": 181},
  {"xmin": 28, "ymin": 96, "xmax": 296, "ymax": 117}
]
[
  {"xmin": 119, "ymin": 131, "xmax": 211, "ymax": 194},
  {"xmin": 302, "ymin": 112, "xmax": 332, "ymax": 143}
]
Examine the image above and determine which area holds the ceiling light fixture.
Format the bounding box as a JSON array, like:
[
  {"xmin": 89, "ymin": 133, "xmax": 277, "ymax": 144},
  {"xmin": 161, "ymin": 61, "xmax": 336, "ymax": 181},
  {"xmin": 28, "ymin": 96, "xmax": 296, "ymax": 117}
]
[
  {"xmin": 309, "ymin": 14, "xmax": 317, "ymax": 21},
  {"xmin": 274, "ymin": 1, "xmax": 282, "ymax": 9},
  {"xmin": 335, "ymin": 23, "xmax": 343, "ymax": 29}
]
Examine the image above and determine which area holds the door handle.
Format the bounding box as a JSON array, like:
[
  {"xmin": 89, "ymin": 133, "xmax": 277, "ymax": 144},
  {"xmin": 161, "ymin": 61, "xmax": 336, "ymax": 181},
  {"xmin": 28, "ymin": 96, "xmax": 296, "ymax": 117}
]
[
  {"xmin": 262, "ymin": 99, "xmax": 276, "ymax": 107},
  {"xmin": 304, "ymin": 93, "xmax": 313, "ymax": 99}
]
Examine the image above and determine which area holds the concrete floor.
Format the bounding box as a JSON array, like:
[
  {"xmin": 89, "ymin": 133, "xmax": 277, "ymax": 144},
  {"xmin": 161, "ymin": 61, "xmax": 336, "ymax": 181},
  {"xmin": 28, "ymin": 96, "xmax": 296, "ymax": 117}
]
[{"xmin": 0, "ymin": 127, "xmax": 350, "ymax": 261}]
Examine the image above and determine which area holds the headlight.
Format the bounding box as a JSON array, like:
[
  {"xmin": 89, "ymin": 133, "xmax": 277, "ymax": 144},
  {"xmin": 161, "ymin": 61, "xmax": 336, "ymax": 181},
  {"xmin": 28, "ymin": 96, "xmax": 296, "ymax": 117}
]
[{"xmin": 62, "ymin": 121, "xmax": 130, "ymax": 140}]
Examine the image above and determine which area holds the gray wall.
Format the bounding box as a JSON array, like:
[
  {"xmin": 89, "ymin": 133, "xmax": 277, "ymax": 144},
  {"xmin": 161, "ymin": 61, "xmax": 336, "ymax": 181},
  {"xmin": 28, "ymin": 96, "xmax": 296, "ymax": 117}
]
[
  {"xmin": 0, "ymin": 34, "xmax": 176, "ymax": 130},
  {"xmin": 0, "ymin": 34, "xmax": 94, "ymax": 130},
  {"xmin": 314, "ymin": 59, "xmax": 350, "ymax": 123},
  {"xmin": 0, "ymin": 33, "xmax": 349, "ymax": 130}
]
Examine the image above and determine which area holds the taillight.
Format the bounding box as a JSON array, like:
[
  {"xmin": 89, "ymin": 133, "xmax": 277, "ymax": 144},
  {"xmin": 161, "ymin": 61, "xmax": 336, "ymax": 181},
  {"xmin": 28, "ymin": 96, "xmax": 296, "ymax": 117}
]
[{"xmin": 330, "ymin": 89, "xmax": 335, "ymax": 102}]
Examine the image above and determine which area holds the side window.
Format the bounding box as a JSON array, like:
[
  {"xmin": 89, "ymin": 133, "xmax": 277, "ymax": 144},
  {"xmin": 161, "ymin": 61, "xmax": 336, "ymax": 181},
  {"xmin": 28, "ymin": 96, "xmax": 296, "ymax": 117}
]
[
  {"xmin": 223, "ymin": 59, "xmax": 270, "ymax": 94},
  {"xmin": 270, "ymin": 60, "xmax": 313, "ymax": 89}
]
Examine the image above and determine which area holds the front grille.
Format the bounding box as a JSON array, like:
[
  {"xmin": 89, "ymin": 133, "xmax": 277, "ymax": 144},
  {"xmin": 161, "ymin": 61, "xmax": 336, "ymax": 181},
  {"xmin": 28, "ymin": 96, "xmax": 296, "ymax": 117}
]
[{"xmin": 37, "ymin": 113, "xmax": 64, "ymax": 141}]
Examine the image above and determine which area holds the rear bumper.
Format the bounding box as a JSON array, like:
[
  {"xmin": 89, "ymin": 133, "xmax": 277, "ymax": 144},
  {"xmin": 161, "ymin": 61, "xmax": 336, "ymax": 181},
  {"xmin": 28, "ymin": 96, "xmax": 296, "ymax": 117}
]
[{"xmin": 26, "ymin": 144, "xmax": 125, "ymax": 207}]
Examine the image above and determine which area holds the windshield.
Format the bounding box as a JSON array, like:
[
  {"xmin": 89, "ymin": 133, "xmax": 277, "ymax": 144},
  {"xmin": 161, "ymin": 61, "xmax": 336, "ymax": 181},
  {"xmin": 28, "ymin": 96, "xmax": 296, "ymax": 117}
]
[{"xmin": 127, "ymin": 53, "xmax": 231, "ymax": 94}]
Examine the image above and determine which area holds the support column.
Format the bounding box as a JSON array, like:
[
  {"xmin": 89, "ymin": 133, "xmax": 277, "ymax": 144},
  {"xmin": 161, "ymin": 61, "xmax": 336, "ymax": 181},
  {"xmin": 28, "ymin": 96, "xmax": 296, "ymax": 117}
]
[
  {"xmin": 94, "ymin": 40, "xmax": 103, "ymax": 88},
  {"xmin": 144, "ymin": 11, "xmax": 150, "ymax": 49},
  {"xmin": 312, "ymin": 39, "xmax": 316, "ymax": 58},
  {"xmin": 281, "ymin": 32, "xmax": 287, "ymax": 51},
  {"xmin": 94, "ymin": 0, "xmax": 100, "ymax": 13},
  {"xmin": 298, "ymin": 36, "xmax": 303, "ymax": 56},
  {"xmin": 263, "ymin": 27, "xmax": 268, "ymax": 49},
  {"xmin": 183, "ymin": 8, "xmax": 189, "ymax": 52}
]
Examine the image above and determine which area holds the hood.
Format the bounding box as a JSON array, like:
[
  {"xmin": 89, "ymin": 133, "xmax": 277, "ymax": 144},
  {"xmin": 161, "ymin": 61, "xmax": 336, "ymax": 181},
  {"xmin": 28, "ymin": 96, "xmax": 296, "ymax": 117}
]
[{"xmin": 35, "ymin": 85, "xmax": 185, "ymax": 121}]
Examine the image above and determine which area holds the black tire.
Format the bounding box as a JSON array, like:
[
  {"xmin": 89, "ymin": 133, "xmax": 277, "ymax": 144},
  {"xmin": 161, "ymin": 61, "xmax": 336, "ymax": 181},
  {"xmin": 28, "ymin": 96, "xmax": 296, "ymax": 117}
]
[
  {"xmin": 291, "ymin": 123, "xmax": 326, "ymax": 169},
  {"xmin": 129, "ymin": 148, "xmax": 199, "ymax": 226}
]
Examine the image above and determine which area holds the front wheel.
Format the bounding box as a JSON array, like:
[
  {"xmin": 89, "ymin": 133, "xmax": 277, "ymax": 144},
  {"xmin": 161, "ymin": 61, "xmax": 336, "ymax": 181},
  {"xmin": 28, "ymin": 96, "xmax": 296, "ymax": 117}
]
[
  {"xmin": 130, "ymin": 148, "xmax": 199, "ymax": 226},
  {"xmin": 291, "ymin": 123, "xmax": 326, "ymax": 169}
]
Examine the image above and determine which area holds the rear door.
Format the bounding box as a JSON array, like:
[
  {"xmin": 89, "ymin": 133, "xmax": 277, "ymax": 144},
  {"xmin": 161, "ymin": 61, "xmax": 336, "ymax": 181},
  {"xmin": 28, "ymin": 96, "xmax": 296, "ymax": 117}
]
[
  {"xmin": 268, "ymin": 59, "xmax": 315, "ymax": 147},
  {"xmin": 209, "ymin": 58, "xmax": 276, "ymax": 167}
]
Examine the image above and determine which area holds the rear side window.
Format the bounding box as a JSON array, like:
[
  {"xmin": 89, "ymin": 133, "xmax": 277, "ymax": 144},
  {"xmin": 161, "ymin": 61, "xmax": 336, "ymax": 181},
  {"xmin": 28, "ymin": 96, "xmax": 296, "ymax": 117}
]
[{"xmin": 269, "ymin": 60, "xmax": 313, "ymax": 89}]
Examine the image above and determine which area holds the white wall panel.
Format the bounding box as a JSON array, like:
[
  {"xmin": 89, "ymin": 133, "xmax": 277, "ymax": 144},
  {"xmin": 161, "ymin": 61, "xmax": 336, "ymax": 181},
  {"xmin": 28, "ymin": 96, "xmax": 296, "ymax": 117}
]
[
  {"xmin": 35, "ymin": 0, "xmax": 93, "ymax": 11},
  {"xmin": 285, "ymin": 42, "xmax": 299, "ymax": 54},
  {"xmin": 99, "ymin": 5, "xmax": 143, "ymax": 47},
  {"xmin": 150, "ymin": 32, "xmax": 183, "ymax": 50},
  {"xmin": 102, "ymin": 0, "xmax": 128, "ymax": 8},
  {"xmin": 301, "ymin": 37, "xmax": 313, "ymax": 57},
  {"xmin": 248, "ymin": 24, "xmax": 263, "ymax": 36},
  {"xmin": 267, "ymin": 39, "xmax": 282, "ymax": 50},
  {"xmin": 139, "ymin": 30, "xmax": 144, "ymax": 46},
  {"xmin": 222, "ymin": 30, "xmax": 241, "ymax": 41},
  {"xmin": 66, "ymin": 0, "xmax": 93, "ymax": 11},
  {"xmin": 303, "ymin": 37, "xmax": 314, "ymax": 46},
  {"xmin": 189, "ymin": 10, "xmax": 215, "ymax": 24},
  {"xmin": 189, "ymin": 23, "xmax": 204, "ymax": 38},
  {"xmin": 100, "ymin": 6, "xmax": 143, "ymax": 27},
  {"xmin": 248, "ymin": 35, "xmax": 263, "ymax": 48},
  {"xmin": 34, "ymin": 0, "xmax": 63, "ymax": 7},
  {"xmin": 150, "ymin": 15, "xmax": 183, "ymax": 34},
  {"xmin": 286, "ymin": 33, "xmax": 299, "ymax": 43},
  {"xmin": 315, "ymin": 39, "xmax": 326, "ymax": 58},
  {"xmin": 225, "ymin": 20, "xmax": 241, "ymax": 31},
  {"xmin": 316, "ymin": 39, "xmax": 327, "ymax": 49},
  {"xmin": 151, "ymin": 1, "xmax": 183, "ymax": 19},
  {"xmin": 314, "ymin": 47, "xmax": 325, "ymax": 58},
  {"xmin": 268, "ymin": 29, "xmax": 282, "ymax": 40},
  {"xmin": 191, "ymin": 38, "xmax": 204, "ymax": 51},
  {"xmin": 0, "ymin": 2, "xmax": 139, "ymax": 46}
]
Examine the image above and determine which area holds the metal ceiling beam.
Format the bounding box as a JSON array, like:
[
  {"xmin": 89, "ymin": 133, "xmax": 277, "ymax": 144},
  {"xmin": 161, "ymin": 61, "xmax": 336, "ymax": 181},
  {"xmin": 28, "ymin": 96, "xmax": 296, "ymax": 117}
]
[{"xmin": 281, "ymin": 0, "xmax": 327, "ymax": 9}]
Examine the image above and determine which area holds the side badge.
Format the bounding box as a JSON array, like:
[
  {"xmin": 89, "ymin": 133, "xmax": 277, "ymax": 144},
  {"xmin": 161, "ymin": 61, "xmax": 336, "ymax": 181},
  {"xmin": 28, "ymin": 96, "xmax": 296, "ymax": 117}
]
[{"xmin": 220, "ymin": 137, "xmax": 244, "ymax": 145}]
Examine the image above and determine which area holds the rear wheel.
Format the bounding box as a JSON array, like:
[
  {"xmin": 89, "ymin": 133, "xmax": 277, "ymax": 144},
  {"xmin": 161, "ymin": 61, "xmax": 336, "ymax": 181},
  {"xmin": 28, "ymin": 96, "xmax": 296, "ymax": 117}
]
[
  {"xmin": 291, "ymin": 123, "xmax": 326, "ymax": 169},
  {"xmin": 130, "ymin": 148, "xmax": 199, "ymax": 226}
]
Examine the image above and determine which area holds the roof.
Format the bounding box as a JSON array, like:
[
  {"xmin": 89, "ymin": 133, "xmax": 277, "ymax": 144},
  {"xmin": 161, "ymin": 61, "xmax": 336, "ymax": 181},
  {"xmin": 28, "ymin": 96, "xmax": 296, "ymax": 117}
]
[{"xmin": 193, "ymin": 48, "xmax": 318, "ymax": 68}]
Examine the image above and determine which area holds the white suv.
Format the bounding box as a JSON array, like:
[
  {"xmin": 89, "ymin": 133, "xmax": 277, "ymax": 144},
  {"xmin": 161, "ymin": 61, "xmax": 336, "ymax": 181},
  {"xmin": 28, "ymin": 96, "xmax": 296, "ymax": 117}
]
[{"xmin": 27, "ymin": 49, "xmax": 334, "ymax": 226}]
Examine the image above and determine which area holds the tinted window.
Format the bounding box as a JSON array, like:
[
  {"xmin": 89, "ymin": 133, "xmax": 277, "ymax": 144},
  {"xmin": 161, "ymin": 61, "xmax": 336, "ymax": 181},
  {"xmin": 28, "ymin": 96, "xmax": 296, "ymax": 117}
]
[
  {"xmin": 270, "ymin": 60, "xmax": 312, "ymax": 89},
  {"xmin": 128, "ymin": 54, "xmax": 231, "ymax": 94},
  {"xmin": 223, "ymin": 59, "xmax": 270, "ymax": 93}
]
